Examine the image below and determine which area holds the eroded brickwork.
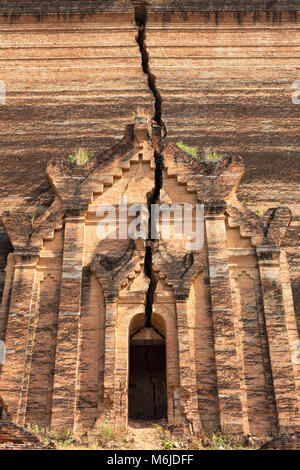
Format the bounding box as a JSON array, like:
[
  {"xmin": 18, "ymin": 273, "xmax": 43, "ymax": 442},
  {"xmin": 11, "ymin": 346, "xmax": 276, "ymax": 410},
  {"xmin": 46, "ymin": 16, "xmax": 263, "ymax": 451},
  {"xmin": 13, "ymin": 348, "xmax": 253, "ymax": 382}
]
[
  {"xmin": 0, "ymin": 1, "xmax": 299, "ymax": 445},
  {"xmin": 0, "ymin": 116, "xmax": 299, "ymax": 439}
]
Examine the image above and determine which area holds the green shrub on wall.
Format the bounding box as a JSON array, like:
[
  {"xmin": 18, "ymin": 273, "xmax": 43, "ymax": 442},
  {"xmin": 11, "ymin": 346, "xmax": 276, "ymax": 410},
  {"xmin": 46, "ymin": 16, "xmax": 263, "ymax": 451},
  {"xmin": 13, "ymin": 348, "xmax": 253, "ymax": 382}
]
[
  {"xmin": 68, "ymin": 148, "xmax": 94, "ymax": 166},
  {"xmin": 176, "ymin": 141, "xmax": 198, "ymax": 159}
]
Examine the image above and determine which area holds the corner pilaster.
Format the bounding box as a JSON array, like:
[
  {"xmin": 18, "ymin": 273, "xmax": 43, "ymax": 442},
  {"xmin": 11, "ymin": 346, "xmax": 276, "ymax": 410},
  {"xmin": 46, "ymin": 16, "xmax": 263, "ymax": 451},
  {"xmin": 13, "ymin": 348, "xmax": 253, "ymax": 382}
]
[
  {"xmin": 0, "ymin": 250, "xmax": 39, "ymax": 425},
  {"xmin": 256, "ymin": 245, "xmax": 300, "ymax": 431}
]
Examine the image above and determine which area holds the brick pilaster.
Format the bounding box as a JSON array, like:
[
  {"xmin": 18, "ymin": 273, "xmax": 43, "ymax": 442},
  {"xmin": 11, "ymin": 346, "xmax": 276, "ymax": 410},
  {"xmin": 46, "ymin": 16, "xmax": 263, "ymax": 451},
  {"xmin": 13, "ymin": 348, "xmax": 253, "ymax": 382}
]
[
  {"xmin": 205, "ymin": 212, "xmax": 244, "ymax": 433},
  {"xmin": 0, "ymin": 252, "xmax": 15, "ymax": 341},
  {"xmin": 257, "ymin": 245, "xmax": 300, "ymax": 431},
  {"xmin": 51, "ymin": 215, "xmax": 85, "ymax": 430},
  {"xmin": 175, "ymin": 299, "xmax": 202, "ymax": 432},
  {"xmin": 102, "ymin": 300, "xmax": 117, "ymax": 425},
  {"xmin": 0, "ymin": 251, "xmax": 39, "ymax": 425}
]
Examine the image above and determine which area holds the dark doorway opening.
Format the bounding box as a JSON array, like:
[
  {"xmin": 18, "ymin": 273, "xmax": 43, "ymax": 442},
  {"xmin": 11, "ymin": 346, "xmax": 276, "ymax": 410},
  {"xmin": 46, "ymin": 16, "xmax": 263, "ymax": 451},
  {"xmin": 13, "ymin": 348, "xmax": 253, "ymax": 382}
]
[{"xmin": 129, "ymin": 342, "xmax": 167, "ymax": 420}]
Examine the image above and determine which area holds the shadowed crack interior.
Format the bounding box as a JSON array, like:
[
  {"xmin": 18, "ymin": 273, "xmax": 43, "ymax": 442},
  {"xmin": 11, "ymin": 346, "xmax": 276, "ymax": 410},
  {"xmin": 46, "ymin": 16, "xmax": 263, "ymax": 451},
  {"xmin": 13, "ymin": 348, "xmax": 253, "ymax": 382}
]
[{"xmin": 135, "ymin": 2, "xmax": 166, "ymax": 329}]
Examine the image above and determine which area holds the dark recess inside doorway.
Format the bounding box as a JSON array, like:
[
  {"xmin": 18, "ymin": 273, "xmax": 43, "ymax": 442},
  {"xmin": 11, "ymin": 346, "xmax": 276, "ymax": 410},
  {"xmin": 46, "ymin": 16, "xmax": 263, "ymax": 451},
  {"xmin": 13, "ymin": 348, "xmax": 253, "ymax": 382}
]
[{"xmin": 129, "ymin": 342, "xmax": 167, "ymax": 420}]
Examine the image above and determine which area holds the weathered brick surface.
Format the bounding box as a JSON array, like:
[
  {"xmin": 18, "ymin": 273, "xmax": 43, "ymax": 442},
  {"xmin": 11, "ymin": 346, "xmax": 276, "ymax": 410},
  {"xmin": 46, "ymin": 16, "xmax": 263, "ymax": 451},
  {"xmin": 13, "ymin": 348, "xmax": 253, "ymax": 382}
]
[
  {"xmin": 0, "ymin": 1, "xmax": 153, "ymax": 207},
  {"xmin": 260, "ymin": 431, "xmax": 300, "ymax": 450},
  {"xmin": 0, "ymin": 420, "xmax": 49, "ymax": 450},
  {"xmin": 0, "ymin": 1, "xmax": 299, "ymax": 442},
  {"xmin": 144, "ymin": 2, "xmax": 300, "ymax": 327},
  {"xmin": 0, "ymin": 117, "xmax": 299, "ymax": 437}
]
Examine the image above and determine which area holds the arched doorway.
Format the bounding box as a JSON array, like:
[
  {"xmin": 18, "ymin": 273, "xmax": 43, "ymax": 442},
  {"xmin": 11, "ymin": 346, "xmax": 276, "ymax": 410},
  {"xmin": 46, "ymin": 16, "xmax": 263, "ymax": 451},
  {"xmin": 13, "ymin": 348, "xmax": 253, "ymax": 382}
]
[{"xmin": 128, "ymin": 324, "xmax": 167, "ymax": 420}]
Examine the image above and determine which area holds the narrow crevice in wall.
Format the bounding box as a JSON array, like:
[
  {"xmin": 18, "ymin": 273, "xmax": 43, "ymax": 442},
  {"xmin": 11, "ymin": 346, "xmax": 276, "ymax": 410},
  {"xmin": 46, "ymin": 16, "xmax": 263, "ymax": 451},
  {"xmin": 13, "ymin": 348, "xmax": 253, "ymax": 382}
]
[
  {"xmin": 262, "ymin": 208, "xmax": 276, "ymax": 237},
  {"xmin": 134, "ymin": 2, "xmax": 166, "ymax": 328},
  {"xmin": 135, "ymin": 3, "xmax": 165, "ymax": 132},
  {"xmin": 144, "ymin": 244, "xmax": 156, "ymax": 327}
]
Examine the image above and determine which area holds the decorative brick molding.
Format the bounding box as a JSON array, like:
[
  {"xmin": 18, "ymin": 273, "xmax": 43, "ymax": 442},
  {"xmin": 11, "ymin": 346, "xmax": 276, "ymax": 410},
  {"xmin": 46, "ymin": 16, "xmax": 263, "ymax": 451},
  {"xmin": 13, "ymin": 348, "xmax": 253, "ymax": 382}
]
[{"xmin": 0, "ymin": 118, "xmax": 298, "ymax": 437}]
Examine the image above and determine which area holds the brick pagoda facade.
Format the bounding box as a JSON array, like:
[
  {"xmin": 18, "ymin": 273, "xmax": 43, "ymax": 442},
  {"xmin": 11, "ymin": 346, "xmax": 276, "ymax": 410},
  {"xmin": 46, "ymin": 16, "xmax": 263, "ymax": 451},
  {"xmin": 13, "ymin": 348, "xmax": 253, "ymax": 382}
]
[{"xmin": 0, "ymin": 117, "xmax": 299, "ymax": 437}]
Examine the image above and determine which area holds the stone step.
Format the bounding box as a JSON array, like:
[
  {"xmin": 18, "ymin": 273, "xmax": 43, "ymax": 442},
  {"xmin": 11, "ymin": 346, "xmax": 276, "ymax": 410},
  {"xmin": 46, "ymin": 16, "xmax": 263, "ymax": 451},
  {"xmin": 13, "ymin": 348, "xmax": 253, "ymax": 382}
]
[{"xmin": 0, "ymin": 420, "xmax": 52, "ymax": 450}]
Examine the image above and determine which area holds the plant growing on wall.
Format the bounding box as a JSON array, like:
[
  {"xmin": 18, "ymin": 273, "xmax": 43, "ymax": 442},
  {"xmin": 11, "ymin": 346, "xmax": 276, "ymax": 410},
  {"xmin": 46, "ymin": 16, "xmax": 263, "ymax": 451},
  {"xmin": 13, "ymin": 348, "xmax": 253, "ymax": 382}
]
[
  {"xmin": 175, "ymin": 141, "xmax": 198, "ymax": 159},
  {"xmin": 68, "ymin": 148, "xmax": 94, "ymax": 166},
  {"xmin": 204, "ymin": 147, "xmax": 221, "ymax": 162}
]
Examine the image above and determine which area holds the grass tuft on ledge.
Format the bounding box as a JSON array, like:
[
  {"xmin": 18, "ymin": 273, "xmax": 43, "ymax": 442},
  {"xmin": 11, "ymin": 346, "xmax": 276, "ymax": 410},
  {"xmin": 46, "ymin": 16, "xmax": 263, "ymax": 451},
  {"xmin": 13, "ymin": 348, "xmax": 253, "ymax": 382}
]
[
  {"xmin": 68, "ymin": 148, "xmax": 94, "ymax": 166},
  {"xmin": 176, "ymin": 141, "xmax": 198, "ymax": 159}
]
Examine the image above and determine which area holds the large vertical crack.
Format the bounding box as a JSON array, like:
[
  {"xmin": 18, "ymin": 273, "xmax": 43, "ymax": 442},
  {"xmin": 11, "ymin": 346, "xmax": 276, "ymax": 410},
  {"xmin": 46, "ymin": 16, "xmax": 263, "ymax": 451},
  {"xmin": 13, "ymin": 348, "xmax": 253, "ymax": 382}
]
[
  {"xmin": 134, "ymin": 2, "xmax": 166, "ymax": 328},
  {"xmin": 135, "ymin": 3, "xmax": 165, "ymax": 130}
]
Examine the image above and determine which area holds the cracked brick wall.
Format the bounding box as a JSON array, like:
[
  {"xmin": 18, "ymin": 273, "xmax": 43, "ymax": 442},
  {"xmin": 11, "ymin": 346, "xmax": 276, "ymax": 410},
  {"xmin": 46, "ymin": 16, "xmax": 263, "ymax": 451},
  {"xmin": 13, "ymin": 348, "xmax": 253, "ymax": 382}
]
[
  {"xmin": 0, "ymin": 0, "xmax": 299, "ymax": 444},
  {"xmin": 0, "ymin": 0, "xmax": 299, "ymax": 328},
  {"xmin": 0, "ymin": 115, "xmax": 299, "ymax": 437},
  {"xmin": 0, "ymin": 1, "xmax": 153, "ymax": 207},
  {"xmin": 144, "ymin": 1, "xmax": 300, "ymax": 334}
]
